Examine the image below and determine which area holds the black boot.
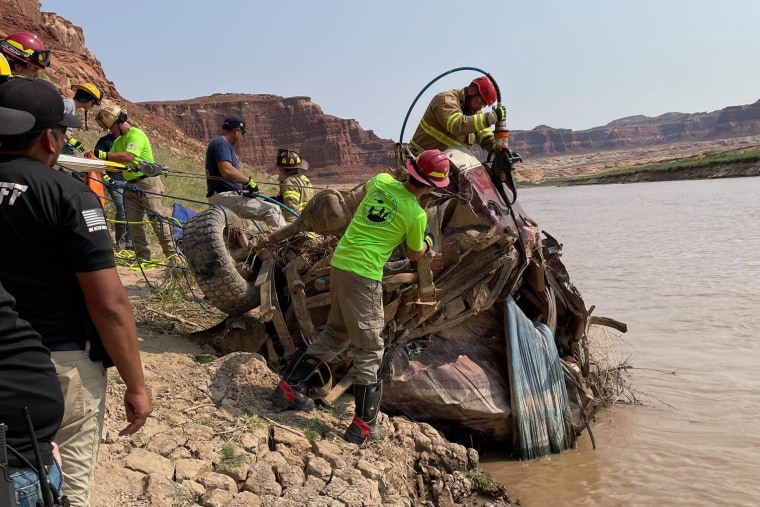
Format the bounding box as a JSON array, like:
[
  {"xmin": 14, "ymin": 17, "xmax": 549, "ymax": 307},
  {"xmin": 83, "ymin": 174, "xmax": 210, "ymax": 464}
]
[
  {"xmin": 269, "ymin": 348, "xmax": 321, "ymax": 411},
  {"xmin": 345, "ymin": 381, "xmax": 387, "ymax": 444}
]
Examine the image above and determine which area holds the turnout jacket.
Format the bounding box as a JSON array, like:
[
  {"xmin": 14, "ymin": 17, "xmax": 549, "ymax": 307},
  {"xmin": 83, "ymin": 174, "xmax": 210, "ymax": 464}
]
[
  {"xmin": 278, "ymin": 172, "xmax": 313, "ymax": 224},
  {"xmin": 410, "ymin": 88, "xmax": 496, "ymax": 154}
]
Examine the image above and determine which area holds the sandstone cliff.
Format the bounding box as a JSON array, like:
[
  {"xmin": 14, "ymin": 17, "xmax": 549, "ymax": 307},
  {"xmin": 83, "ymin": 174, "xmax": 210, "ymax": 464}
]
[{"xmin": 139, "ymin": 94, "xmax": 396, "ymax": 183}]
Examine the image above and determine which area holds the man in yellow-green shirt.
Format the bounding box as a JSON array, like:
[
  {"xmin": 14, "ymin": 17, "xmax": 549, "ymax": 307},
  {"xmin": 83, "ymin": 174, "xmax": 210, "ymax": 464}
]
[
  {"xmin": 270, "ymin": 149, "xmax": 451, "ymax": 445},
  {"xmin": 94, "ymin": 104, "xmax": 175, "ymax": 261}
]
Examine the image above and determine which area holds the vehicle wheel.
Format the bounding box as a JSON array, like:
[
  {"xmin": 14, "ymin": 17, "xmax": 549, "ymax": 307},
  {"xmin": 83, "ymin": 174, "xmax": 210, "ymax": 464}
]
[{"xmin": 183, "ymin": 206, "xmax": 260, "ymax": 316}]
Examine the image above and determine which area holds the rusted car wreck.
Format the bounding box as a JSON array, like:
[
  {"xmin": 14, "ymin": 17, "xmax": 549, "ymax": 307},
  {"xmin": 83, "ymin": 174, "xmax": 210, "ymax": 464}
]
[{"xmin": 183, "ymin": 147, "xmax": 623, "ymax": 456}]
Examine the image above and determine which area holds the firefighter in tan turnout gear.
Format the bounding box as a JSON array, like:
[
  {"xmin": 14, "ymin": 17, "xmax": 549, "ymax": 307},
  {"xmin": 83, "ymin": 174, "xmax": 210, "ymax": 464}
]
[
  {"xmin": 276, "ymin": 148, "xmax": 314, "ymax": 224},
  {"xmin": 410, "ymin": 76, "xmax": 506, "ymax": 155}
]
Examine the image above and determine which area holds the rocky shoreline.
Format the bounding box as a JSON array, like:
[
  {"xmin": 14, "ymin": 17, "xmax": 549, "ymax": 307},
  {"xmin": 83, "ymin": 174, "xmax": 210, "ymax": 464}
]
[
  {"xmin": 93, "ymin": 319, "xmax": 514, "ymax": 507},
  {"xmin": 553, "ymin": 160, "xmax": 760, "ymax": 186}
]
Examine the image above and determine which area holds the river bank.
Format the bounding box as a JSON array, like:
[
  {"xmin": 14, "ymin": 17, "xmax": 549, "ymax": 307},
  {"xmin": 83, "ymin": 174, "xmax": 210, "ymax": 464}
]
[{"xmin": 541, "ymin": 159, "xmax": 760, "ymax": 186}]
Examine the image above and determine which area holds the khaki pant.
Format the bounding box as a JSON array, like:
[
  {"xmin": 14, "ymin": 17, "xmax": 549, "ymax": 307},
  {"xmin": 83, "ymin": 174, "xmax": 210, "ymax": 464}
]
[
  {"xmin": 307, "ymin": 266, "xmax": 384, "ymax": 385},
  {"xmin": 51, "ymin": 350, "xmax": 107, "ymax": 507},
  {"xmin": 208, "ymin": 191, "xmax": 286, "ymax": 230},
  {"xmin": 124, "ymin": 176, "xmax": 175, "ymax": 260}
]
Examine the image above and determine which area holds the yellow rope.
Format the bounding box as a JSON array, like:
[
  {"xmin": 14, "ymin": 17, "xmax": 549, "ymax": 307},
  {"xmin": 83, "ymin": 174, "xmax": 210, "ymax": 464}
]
[{"xmin": 114, "ymin": 249, "xmax": 181, "ymax": 271}]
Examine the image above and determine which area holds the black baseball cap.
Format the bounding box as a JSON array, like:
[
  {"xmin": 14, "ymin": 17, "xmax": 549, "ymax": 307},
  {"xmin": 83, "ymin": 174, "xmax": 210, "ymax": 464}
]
[
  {"xmin": 0, "ymin": 78, "xmax": 81, "ymax": 135},
  {"xmin": 0, "ymin": 106, "xmax": 35, "ymax": 135},
  {"xmin": 222, "ymin": 114, "xmax": 246, "ymax": 132}
]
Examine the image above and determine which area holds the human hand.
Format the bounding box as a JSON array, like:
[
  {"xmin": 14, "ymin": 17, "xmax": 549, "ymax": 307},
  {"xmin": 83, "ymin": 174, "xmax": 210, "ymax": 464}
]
[
  {"xmin": 119, "ymin": 388, "xmax": 153, "ymax": 436},
  {"xmin": 68, "ymin": 137, "xmax": 85, "ymax": 153},
  {"xmin": 93, "ymin": 149, "xmax": 108, "ymax": 160},
  {"xmin": 492, "ymin": 104, "xmax": 507, "ymax": 123},
  {"xmin": 243, "ymin": 178, "xmax": 260, "ymax": 197},
  {"xmin": 102, "ymin": 173, "xmax": 112, "ymax": 189},
  {"xmin": 124, "ymin": 183, "xmax": 146, "ymax": 197}
]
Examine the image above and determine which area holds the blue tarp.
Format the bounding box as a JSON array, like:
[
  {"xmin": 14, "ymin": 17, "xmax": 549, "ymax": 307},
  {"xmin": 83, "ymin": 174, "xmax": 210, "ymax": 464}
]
[
  {"xmin": 505, "ymin": 295, "xmax": 572, "ymax": 460},
  {"xmin": 171, "ymin": 202, "xmax": 198, "ymax": 241}
]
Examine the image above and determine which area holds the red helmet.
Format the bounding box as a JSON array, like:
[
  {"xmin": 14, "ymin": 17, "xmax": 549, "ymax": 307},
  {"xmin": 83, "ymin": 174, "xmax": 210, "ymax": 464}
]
[
  {"xmin": 406, "ymin": 149, "xmax": 450, "ymax": 188},
  {"xmin": 1, "ymin": 31, "xmax": 50, "ymax": 69},
  {"xmin": 470, "ymin": 76, "xmax": 497, "ymax": 106}
]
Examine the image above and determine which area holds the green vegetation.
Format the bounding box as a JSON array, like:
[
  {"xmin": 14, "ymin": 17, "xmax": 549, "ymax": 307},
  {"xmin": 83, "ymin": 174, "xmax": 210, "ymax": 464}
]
[
  {"xmin": 193, "ymin": 354, "xmax": 217, "ymax": 364},
  {"xmin": 541, "ymin": 148, "xmax": 760, "ymax": 186},
  {"xmin": 219, "ymin": 443, "xmax": 247, "ymax": 467},
  {"xmin": 465, "ymin": 469, "xmax": 499, "ymax": 490}
]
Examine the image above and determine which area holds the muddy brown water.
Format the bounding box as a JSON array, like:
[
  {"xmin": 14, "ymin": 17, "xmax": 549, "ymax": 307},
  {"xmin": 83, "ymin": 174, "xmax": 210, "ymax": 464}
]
[{"xmin": 480, "ymin": 177, "xmax": 760, "ymax": 506}]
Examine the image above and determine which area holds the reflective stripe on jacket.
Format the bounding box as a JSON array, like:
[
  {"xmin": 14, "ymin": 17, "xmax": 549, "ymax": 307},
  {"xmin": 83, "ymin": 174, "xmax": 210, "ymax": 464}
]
[
  {"xmin": 279, "ymin": 173, "xmax": 313, "ymax": 224},
  {"xmin": 410, "ymin": 88, "xmax": 495, "ymax": 154}
]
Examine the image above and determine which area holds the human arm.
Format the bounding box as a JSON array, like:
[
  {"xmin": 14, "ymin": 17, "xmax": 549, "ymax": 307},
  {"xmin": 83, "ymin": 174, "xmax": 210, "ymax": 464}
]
[
  {"xmin": 216, "ymin": 159, "xmax": 251, "ymax": 184},
  {"xmin": 405, "ymin": 210, "xmax": 429, "ymax": 261},
  {"xmin": 432, "ymin": 92, "xmax": 495, "ymax": 137},
  {"xmin": 280, "ymin": 180, "xmax": 301, "ymax": 224},
  {"xmin": 76, "ymin": 268, "xmax": 152, "ymax": 435}
]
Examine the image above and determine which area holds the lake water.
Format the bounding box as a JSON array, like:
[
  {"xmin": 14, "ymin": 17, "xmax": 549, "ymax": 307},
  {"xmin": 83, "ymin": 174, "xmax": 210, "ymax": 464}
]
[{"xmin": 481, "ymin": 177, "xmax": 760, "ymax": 506}]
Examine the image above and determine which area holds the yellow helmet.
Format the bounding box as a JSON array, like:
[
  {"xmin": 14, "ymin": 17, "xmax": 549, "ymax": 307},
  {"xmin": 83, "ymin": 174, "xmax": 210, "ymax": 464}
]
[
  {"xmin": 0, "ymin": 55, "xmax": 11, "ymax": 80},
  {"xmin": 96, "ymin": 103, "xmax": 126, "ymax": 129},
  {"xmin": 71, "ymin": 83, "xmax": 104, "ymax": 104}
]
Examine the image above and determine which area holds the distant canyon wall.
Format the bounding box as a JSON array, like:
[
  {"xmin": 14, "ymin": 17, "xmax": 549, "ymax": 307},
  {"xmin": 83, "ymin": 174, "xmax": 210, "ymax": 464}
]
[{"xmin": 140, "ymin": 95, "xmax": 396, "ymax": 181}]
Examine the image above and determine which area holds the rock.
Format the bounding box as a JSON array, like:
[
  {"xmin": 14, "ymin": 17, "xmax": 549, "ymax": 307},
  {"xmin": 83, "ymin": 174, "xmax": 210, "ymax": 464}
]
[
  {"xmin": 143, "ymin": 473, "xmax": 183, "ymax": 507},
  {"xmin": 201, "ymin": 488, "xmax": 235, "ymax": 507},
  {"xmin": 198, "ymin": 471, "xmax": 239, "ymax": 494},
  {"xmin": 304, "ymin": 455, "xmax": 332, "ymax": 480},
  {"xmin": 271, "ymin": 427, "xmax": 312, "ymax": 456},
  {"xmin": 124, "ymin": 449, "xmax": 174, "ymax": 479},
  {"xmin": 243, "ymin": 462, "xmax": 282, "ymax": 497},
  {"xmin": 274, "ymin": 460, "xmax": 305, "ymax": 489},
  {"xmin": 146, "ymin": 428, "xmax": 188, "ymax": 456},
  {"xmin": 240, "ymin": 428, "xmax": 269, "ymax": 454},
  {"xmin": 228, "ymin": 491, "xmax": 262, "ymax": 506},
  {"xmin": 356, "ymin": 459, "xmax": 382, "ymax": 481},
  {"xmin": 181, "ymin": 479, "xmax": 206, "ymax": 499},
  {"xmin": 168, "ymin": 447, "xmax": 192, "ymax": 460},
  {"xmin": 183, "ymin": 423, "xmax": 216, "ymax": 441},
  {"xmin": 175, "ymin": 458, "xmax": 214, "ymax": 482}
]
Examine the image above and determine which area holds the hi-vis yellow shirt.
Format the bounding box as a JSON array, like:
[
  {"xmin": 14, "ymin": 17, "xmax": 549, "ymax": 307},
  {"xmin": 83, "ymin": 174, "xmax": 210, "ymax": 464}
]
[
  {"xmin": 410, "ymin": 88, "xmax": 495, "ymax": 154},
  {"xmin": 111, "ymin": 127, "xmax": 154, "ymax": 181},
  {"xmin": 331, "ymin": 173, "xmax": 426, "ymax": 281}
]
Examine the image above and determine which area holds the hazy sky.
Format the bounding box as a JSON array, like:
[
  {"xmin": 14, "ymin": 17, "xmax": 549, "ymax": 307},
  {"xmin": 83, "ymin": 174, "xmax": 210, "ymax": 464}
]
[{"xmin": 43, "ymin": 0, "xmax": 760, "ymax": 141}]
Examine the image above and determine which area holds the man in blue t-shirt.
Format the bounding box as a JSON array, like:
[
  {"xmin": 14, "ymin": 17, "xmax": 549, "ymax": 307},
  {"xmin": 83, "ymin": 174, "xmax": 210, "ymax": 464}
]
[{"xmin": 205, "ymin": 115, "xmax": 285, "ymax": 230}]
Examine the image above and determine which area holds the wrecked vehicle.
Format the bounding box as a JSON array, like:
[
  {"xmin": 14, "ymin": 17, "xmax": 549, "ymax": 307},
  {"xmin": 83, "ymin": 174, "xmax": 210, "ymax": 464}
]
[{"xmin": 183, "ymin": 146, "xmax": 624, "ymax": 455}]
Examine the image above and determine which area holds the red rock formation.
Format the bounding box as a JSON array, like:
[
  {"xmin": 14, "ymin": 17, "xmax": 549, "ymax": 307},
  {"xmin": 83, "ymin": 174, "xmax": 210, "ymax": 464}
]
[{"xmin": 139, "ymin": 94, "xmax": 396, "ymax": 183}]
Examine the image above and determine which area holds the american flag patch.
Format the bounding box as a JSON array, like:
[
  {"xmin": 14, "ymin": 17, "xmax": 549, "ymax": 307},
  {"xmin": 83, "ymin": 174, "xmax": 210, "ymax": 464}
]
[{"xmin": 82, "ymin": 208, "xmax": 108, "ymax": 233}]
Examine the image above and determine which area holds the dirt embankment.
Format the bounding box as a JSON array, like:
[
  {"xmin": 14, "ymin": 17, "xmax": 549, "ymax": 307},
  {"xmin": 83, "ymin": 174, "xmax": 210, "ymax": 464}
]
[
  {"xmin": 90, "ymin": 269, "xmax": 514, "ymax": 507},
  {"xmin": 557, "ymin": 160, "xmax": 760, "ymax": 186}
]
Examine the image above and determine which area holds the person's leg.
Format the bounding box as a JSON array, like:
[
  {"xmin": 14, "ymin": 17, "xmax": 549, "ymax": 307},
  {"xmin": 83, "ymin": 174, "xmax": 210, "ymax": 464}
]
[
  {"xmin": 140, "ymin": 177, "xmax": 175, "ymax": 257},
  {"xmin": 124, "ymin": 189, "xmax": 150, "ymax": 260},
  {"xmin": 50, "ymin": 350, "xmax": 107, "ymax": 507},
  {"xmin": 107, "ymin": 180, "xmax": 128, "ymax": 249},
  {"xmin": 270, "ymin": 266, "xmax": 351, "ymax": 411},
  {"xmin": 337, "ymin": 270, "xmax": 386, "ymax": 444}
]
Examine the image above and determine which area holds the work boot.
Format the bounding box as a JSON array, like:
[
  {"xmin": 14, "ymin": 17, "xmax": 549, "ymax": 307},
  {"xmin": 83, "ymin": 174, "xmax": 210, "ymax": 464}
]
[
  {"xmin": 269, "ymin": 348, "xmax": 321, "ymax": 411},
  {"xmin": 345, "ymin": 381, "xmax": 387, "ymax": 444}
]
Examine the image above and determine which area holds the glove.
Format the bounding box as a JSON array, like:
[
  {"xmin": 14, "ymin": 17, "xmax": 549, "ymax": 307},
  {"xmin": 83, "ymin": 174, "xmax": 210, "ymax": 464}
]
[
  {"xmin": 102, "ymin": 173, "xmax": 112, "ymax": 189},
  {"xmin": 124, "ymin": 183, "xmax": 146, "ymax": 197},
  {"xmin": 492, "ymin": 104, "xmax": 507, "ymax": 123},
  {"xmin": 243, "ymin": 178, "xmax": 260, "ymax": 197},
  {"xmin": 423, "ymin": 234, "xmax": 434, "ymax": 250},
  {"xmin": 67, "ymin": 137, "xmax": 85, "ymax": 153},
  {"xmin": 93, "ymin": 149, "xmax": 108, "ymax": 160}
]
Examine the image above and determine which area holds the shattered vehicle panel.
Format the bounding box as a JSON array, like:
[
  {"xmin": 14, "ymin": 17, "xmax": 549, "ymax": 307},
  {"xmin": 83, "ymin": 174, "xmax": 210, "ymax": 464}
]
[{"xmin": 183, "ymin": 147, "xmax": 603, "ymax": 444}]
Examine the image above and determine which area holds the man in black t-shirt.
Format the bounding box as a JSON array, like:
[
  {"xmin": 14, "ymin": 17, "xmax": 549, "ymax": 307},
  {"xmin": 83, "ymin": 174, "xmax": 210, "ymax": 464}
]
[
  {"xmin": 0, "ymin": 78, "xmax": 152, "ymax": 507},
  {"xmin": 0, "ymin": 281, "xmax": 65, "ymax": 507}
]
